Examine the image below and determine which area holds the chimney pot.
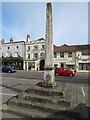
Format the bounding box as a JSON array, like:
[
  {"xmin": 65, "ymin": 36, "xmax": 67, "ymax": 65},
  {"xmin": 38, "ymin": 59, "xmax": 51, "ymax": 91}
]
[
  {"xmin": 26, "ymin": 34, "xmax": 30, "ymax": 43},
  {"xmin": 1, "ymin": 39, "xmax": 5, "ymax": 44},
  {"xmin": 10, "ymin": 37, "xmax": 13, "ymax": 43}
]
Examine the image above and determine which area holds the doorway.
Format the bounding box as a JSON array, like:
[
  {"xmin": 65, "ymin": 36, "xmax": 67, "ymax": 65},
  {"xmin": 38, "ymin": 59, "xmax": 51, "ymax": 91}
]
[
  {"xmin": 61, "ymin": 63, "xmax": 64, "ymax": 68},
  {"xmin": 39, "ymin": 59, "xmax": 45, "ymax": 70}
]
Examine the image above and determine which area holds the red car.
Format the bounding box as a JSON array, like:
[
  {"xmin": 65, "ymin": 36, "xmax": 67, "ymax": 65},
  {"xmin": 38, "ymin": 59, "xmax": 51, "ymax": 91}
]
[{"xmin": 55, "ymin": 67, "xmax": 75, "ymax": 77}]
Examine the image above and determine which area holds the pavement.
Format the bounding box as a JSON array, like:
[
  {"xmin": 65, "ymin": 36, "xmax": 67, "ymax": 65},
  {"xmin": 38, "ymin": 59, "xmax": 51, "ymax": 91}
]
[
  {"xmin": 1, "ymin": 79, "xmax": 89, "ymax": 119},
  {"xmin": 2, "ymin": 78, "xmax": 89, "ymax": 107},
  {"xmin": 0, "ymin": 71, "xmax": 89, "ymax": 119}
]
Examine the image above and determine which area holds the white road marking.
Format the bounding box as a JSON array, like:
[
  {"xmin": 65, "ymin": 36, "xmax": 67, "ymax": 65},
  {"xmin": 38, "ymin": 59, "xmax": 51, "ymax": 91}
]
[
  {"xmin": 0, "ymin": 93, "xmax": 16, "ymax": 96},
  {"xmin": 81, "ymin": 87, "xmax": 85, "ymax": 96}
]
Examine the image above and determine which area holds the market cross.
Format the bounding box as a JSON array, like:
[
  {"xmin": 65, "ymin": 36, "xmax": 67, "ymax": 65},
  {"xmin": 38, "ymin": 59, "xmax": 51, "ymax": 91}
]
[{"xmin": 43, "ymin": 3, "xmax": 56, "ymax": 88}]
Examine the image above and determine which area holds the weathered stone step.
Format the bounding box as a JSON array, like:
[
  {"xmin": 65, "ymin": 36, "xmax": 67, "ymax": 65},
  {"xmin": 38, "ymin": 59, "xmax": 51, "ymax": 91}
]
[
  {"xmin": 2, "ymin": 111, "xmax": 21, "ymax": 118},
  {"xmin": 26, "ymin": 87, "xmax": 64, "ymax": 98},
  {"xmin": 2, "ymin": 104, "xmax": 51, "ymax": 118},
  {"xmin": 17, "ymin": 92, "xmax": 70, "ymax": 107},
  {"xmin": 2, "ymin": 105, "xmax": 80, "ymax": 119},
  {"xmin": 48, "ymin": 110, "xmax": 80, "ymax": 119},
  {"xmin": 7, "ymin": 97, "xmax": 70, "ymax": 113},
  {"xmin": 2, "ymin": 110, "xmax": 80, "ymax": 119}
]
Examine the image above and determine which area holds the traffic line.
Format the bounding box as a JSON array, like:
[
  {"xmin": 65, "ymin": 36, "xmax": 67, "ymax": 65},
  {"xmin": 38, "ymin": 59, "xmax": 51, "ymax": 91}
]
[
  {"xmin": 0, "ymin": 93, "xmax": 16, "ymax": 96},
  {"xmin": 81, "ymin": 87, "xmax": 85, "ymax": 96}
]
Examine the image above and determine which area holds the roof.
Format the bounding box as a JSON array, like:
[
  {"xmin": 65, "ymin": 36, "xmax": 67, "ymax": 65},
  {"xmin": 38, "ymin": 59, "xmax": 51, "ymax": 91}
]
[
  {"xmin": 74, "ymin": 44, "xmax": 90, "ymax": 51},
  {"xmin": 54, "ymin": 44, "xmax": 90, "ymax": 52},
  {"xmin": 3, "ymin": 41, "xmax": 25, "ymax": 44}
]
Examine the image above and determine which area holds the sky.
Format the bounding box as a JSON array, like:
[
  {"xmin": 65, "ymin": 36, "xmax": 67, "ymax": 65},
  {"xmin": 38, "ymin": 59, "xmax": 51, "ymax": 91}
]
[{"xmin": 0, "ymin": 0, "xmax": 88, "ymax": 45}]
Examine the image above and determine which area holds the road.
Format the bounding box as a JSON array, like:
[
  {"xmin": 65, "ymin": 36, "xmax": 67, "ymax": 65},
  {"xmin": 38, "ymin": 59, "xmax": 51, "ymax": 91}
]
[
  {"xmin": 0, "ymin": 70, "xmax": 89, "ymax": 104},
  {"xmin": 2, "ymin": 70, "xmax": 89, "ymax": 84}
]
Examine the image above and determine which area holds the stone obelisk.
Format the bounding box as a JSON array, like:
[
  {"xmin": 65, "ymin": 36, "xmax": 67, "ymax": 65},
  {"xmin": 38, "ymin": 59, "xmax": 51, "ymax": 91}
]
[{"xmin": 43, "ymin": 3, "xmax": 56, "ymax": 88}]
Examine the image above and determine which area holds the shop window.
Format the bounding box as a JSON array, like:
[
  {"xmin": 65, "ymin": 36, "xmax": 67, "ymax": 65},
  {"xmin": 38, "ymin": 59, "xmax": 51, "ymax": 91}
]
[
  {"xmin": 54, "ymin": 64, "xmax": 58, "ymax": 67},
  {"xmin": 79, "ymin": 63, "xmax": 90, "ymax": 70},
  {"xmin": 61, "ymin": 63, "xmax": 64, "ymax": 67}
]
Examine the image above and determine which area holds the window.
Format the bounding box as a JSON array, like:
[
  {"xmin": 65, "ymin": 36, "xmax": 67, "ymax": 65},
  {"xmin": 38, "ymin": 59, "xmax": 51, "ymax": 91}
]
[
  {"xmin": 54, "ymin": 53, "xmax": 57, "ymax": 58},
  {"xmin": 8, "ymin": 47, "xmax": 10, "ymax": 49},
  {"xmin": 68, "ymin": 52, "xmax": 72, "ymax": 57},
  {"xmin": 40, "ymin": 52, "xmax": 45, "ymax": 57},
  {"xmin": 42, "ymin": 45, "xmax": 45, "ymax": 49},
  {"xmin": 28, "ymin": 46, "xmax": 30, "ymax": 50},
  {"xmin": 16, "ymin": 46, "xmax": 19, "ymax": 49},
  {"xmin": 61, "ymin": 63, "xmax": 64, "ymax": 67},
  {"xmin": 82, "ymin": 51, "xmax": 90, "ymax": 55},
  {"xmin": 79, "ymin": 63, "xmax": 90, "ymax": 70},
  {"xmin": 34, "ymin": 45, "xmax": 38, "ymax": 49},
  {"xmin": 34, "ymin": 53, "xmax": 38, "ymax": 58},
  {"xmin": 54, "ymin": 64, "xmax": 58, "ymax": 67},
  {"xmin": 60, "ymin": 52, "xmax": 64, "ymax": 58},
  {"xmin": 28, "ymin": 54, "xmax": 30, "ymax": 59}
]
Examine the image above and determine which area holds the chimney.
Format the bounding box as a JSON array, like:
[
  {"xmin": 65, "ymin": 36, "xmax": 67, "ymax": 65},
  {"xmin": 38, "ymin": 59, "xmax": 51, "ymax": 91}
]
[
  {"xmin": 26, "ymin": 34, "xmax": 30, "ymax": 43},
  {"xmin": 1, "ymin": 39, "xmax": 5, "ymax": 44},
  {"xmin": 10, "ymin": 37, "xmax": 13, "ymax": 43}
]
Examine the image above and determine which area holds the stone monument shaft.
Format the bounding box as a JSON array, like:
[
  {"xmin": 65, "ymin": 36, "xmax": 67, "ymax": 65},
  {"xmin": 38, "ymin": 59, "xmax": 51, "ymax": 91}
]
[{"xmin": 44, "ymin": 3, "xmax": 55, "ymax": 87}]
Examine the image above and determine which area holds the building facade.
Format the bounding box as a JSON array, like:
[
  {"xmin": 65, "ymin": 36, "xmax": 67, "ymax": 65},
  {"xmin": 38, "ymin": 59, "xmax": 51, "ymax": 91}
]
[
  {"xmin": 23, "ymin": 35, "xmax": 45, "ymax": 71},
  {"xmin": 54, "ymin": 44, "xmax": 90, "ymax": 72},
  {"xmin": 0, "ymin": 38, "xmax": 25, "ymax": 58},
  {"xmin": 75, "ymin": 45, "xmax": 90, "ymax": 72},
  {"xmin": 54, "ymin": 44, "xmax": 76, "ymax": 70},
  {"xmin": 0, "ymin": 38, "xmax": 25, "ymax": 69},
  {"xmin": 23, "ymin": 35, "xmax": 90, "ymax": 72},
  {"xmin": 0, "ymin": 35, "xmax": 90, "ymax": 72}
]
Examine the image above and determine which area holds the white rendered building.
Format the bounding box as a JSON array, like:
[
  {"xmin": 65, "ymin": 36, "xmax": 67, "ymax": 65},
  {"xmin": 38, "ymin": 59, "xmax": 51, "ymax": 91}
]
[
  {"xmin": 1, "ymin": 36, "xmax": 90, "ymax": 72},
  {"xmin": 23, "ymin": 35, "xmax": 45, "ymax": 71},
  {"xmin": 0, "ymin": 38, "xmax": 25, "ymax": 58}
]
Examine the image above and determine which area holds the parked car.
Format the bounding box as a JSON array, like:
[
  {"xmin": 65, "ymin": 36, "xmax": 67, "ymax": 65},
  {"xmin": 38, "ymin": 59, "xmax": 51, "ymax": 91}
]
[
  {"xmin": 55, "ymin": 67, "xmax": 75, "ymax": 76},
  {"xmin": 2, "ymin": 66, "xmax": 16, "ymax": 73}
]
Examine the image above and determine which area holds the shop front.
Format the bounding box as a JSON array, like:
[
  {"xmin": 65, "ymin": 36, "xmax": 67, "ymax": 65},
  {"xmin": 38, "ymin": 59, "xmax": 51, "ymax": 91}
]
[{"xmin": 78, "ymin": 60, "xmax": 90, "ymax": 71}]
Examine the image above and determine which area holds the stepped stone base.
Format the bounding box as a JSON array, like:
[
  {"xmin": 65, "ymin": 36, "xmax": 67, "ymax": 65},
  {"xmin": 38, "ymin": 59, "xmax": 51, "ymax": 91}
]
[
  {"xmin": 1, "ymin": 83, "xmax": 88, "ymax": 119},
  {"xmin": 42, "ymin": 80, "xmax": 56, "ymax": 88},
  {"xmin": 1, "ymin": 86, "xmax": 72, "ymax": 118}
]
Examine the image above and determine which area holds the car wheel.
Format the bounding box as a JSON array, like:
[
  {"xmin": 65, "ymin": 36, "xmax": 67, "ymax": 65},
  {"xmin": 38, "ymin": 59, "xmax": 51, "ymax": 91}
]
[
  {"xmin": 70, "ymin": 74, "xmax": 73, "ymax": 77},
  {"xmin": 8, "ymin": 70, "xmax": 11, "ymax": 73},
  {"xmin": 56, "ymin": 73, "xmax": 59, "ymax": 76}
]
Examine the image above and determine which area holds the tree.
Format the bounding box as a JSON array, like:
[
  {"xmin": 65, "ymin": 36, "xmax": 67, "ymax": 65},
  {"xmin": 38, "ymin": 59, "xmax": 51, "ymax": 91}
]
[{"xmin": 2, "ymin": 56, "xmax": 23, "ymax": 70}]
